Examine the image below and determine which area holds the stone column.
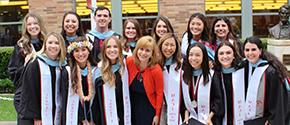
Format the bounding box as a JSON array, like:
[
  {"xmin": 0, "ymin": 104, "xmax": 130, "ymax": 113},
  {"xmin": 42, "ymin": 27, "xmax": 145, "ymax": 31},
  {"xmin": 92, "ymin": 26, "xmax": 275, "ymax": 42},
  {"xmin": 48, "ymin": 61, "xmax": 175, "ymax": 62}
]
[
  {"xmin": 159, "ymin": 0, "xmax": 205, "ymax": 39},
  {"xmin": 267, "ymin": 39, "xmax": 290, "ymax": 71},
  {"xmin": 28, "ymin": 0, "xmax": 75, "ymax": 33}
]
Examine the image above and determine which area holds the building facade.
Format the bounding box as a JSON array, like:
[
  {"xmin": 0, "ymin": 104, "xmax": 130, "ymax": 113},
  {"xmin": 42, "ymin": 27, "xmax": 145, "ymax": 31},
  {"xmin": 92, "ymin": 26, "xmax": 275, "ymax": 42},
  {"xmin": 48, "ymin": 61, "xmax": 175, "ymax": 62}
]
[{"xmin": 0, "ymin": 0, "xmax": 288, "ymax": 46}]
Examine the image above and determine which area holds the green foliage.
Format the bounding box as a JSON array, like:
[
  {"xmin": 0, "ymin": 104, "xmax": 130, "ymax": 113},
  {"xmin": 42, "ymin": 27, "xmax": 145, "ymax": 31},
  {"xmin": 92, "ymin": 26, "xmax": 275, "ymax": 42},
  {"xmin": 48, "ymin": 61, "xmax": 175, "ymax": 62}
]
[
  {"xmin": 0, "ymin": 47, "xmax": 13, "ymax": 79},
  {"xmin": 0, "ymin": 47, "xmax": 14, "ymax": 93},
  {"xmin": 260, "ymin": 38, "xmax": 268, "ymax": 49},
  {"xmin": 0, "ymin": 78, "xmax": 14, "ymax": 93}
]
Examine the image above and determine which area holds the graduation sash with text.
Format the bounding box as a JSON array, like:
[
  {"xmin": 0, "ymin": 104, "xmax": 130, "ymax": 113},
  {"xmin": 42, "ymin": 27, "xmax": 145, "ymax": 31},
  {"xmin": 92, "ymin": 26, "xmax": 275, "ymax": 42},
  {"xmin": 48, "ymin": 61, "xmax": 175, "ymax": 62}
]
[
  {"xmin": 66, "ymin": 66, "xmax": 97, "ymax": 125},
  {"xmin": 38, "ymin": 59, "xmax": 61, "ymax": 125},
  {"xmin": 162, "ymin": 64, "xmax": 182, "ymax": 125},
  {"xmin": 103, "ymin": 63, "xmax": 131, "ymax": 125},
  {"xmin": 221, "ymin": 68, "xmax": 245, "ymax": 125},
  {"xmin": 245, "ymin": 65, "xmax": 268, "ymax": 120},
  {"xmin": 182, "ymin": 70, "xmax": 213, "ymax": 124}
]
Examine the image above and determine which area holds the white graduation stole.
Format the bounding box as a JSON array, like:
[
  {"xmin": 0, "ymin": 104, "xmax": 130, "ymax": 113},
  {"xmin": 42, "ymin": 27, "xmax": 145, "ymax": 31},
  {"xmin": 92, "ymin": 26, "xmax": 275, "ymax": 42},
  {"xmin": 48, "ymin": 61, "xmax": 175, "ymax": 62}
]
[
  {"xmin": 103, "ymin": 83, "xmax": 119, "ymax": 125},
  {"xmin": 103, "ymin": 62, "xmax": 131, "ymax": 125},
  {"xmin": 182, "ymin": 70, "xmax": 213, "ymax": 124},
  {"xmin": 66, "ymin": 66, "xmax": 97, "ymax": 125},
  {"xmin": 245, "ymin": 65, "xmax": 268, "ymax": 120},
  {"xmin": 30, "ymin": 43, "xmax": 36, "ymax": 52},
  {"xmin": 232, "ymin": 68, "xmax": 245, "ymax": 125},
  {"xmin": 121, "ymin": 63, "xmax": 131, "ymax": 125},
  {"xmin": 162, "ymin": 64, "xmax": 181, "ymax": 125},
  {"xmin": 66, "ymin": 66, "xmax": 79, "ymax": 125},
  {"xmin": 221, "ymin": 68, "xmax": 245, "ymax": 125},
  {"xmin": 38, "ymin": 59, "xmax": 61, "ymax": 125}
]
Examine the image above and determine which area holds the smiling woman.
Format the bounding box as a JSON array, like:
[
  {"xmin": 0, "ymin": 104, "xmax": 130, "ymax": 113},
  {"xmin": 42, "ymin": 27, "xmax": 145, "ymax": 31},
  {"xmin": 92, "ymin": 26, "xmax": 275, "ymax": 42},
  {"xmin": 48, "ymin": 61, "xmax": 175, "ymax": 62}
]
[
  {"xmin": 63, "ymin": 36, "xmax": 98, "ymax": 125},
  {"xmin": 92, "ymin": 36, "xmax": 132, "ymax": 125},
  {"xmin": 210, "ymin": 17, "xmax": 243, "ymax": 57},
  {"xmin": 61, "ymin": 11, "xmax": 85, "ymax": 47},
  {"xmin": 151, "ymin": 16, "xmax": 174, "ymax": 43},
  {"xmin": 157, "ymin": 33, "xmax": 183, "ymax": 125},
  {"xmin": 122, "ymin": 18, "xmax": 142, "ymax": 57},
  {"xmin": 7, "ymin": 13, "xmax": 47, "ymax": 124},
  {"xmin": 17, "ymin": 32, "xmax": 67, "ymax": 125},
  {"xmin": 212, "ymin": 42, "xmax": 243, "ymax": 125},
  {"xmin": 8, "ymin": 13, "xmax": 46, "ymax": 83},
  {"xmin": 181, "ymin": 13, "xmax": 215, "ymax": 62},
  {"xmin": 182, "ymin": 43, "xmax": 224, "ymax": 125},
  {"xmin": 242, "ymin": 36, "xmax": 288, "ymax": 125},
  {"xmin": 126, "ymin": 36, "xmax": 164, "ymax": 125}
]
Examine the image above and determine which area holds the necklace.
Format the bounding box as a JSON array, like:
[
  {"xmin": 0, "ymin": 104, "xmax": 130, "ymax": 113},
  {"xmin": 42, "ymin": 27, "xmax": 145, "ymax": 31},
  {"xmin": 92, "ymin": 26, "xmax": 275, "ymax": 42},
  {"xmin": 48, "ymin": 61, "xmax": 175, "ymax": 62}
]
[{"xmin": 77, "ymin": 62, "xmax": 94, "ymax": 101}]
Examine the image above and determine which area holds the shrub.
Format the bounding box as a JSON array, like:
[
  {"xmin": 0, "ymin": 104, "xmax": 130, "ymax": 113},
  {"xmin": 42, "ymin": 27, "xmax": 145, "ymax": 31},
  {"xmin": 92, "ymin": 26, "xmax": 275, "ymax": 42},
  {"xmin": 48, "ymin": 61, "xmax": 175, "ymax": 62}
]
[
  {"xmin": 0, "ymin": 47, "xmax": 13, "ymax": 79},
  {"xmin": 0, "ymin": 78, "xmax": 14, "ymax": 93},
  {"xmin": 0, "ymin": 47, "xmax": 14, "ymax": 93}
]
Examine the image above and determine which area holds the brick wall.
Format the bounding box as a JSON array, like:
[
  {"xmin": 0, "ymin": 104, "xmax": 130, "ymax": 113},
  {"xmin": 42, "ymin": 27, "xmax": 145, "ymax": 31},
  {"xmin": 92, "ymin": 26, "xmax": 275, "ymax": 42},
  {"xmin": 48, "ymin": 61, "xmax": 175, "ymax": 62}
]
[
  {"xmin": 28, "ymin": 0, "xmax": 74, "ymax": 33},
  {"xmin": 159, "ymin": 0, "xmax": 205, "ymax": 39}
]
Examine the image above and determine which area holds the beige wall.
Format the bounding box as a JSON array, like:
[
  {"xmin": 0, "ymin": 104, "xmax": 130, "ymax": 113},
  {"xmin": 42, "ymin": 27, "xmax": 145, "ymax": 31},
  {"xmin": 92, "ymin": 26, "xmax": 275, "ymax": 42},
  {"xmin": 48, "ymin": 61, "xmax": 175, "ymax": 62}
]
[
  {"xmin": 159, "ymin": 0, "xmax": 205, "ymax": 39},
  {"xmin": 28, "ymin": 0, "xmax": 74, "ymax": 33}
]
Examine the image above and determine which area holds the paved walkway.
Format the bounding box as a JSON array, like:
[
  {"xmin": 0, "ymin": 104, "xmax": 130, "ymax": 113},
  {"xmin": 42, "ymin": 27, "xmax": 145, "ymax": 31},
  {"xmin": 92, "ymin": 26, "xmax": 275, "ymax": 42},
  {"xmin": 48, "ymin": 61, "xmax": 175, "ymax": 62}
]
[{"xmin": 0, "ymin": 121, "xmax": 16, "ymax": 125}]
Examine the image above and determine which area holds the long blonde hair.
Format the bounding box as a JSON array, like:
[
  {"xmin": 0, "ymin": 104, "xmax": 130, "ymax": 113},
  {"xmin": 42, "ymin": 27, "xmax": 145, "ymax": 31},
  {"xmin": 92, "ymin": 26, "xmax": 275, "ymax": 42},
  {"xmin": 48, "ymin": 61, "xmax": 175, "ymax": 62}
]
[
  {"xmin": 18, "ymin": 13, "xmax": 47, "ymax": 55},
  {"xmin": 37, "ymin": 32, "xmax": 66, "ymax": 66},
  {"xmin": 101, "ymin": 36, "xmax": 125, "ymax": 86}
]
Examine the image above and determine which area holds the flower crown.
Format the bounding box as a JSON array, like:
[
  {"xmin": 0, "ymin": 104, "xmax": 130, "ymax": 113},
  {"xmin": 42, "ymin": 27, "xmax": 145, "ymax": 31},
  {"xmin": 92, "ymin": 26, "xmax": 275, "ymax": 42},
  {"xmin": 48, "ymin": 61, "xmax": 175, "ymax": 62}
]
[{"xmin": 67, "ymin": 40, "xmax": 93, "ymax": 54}]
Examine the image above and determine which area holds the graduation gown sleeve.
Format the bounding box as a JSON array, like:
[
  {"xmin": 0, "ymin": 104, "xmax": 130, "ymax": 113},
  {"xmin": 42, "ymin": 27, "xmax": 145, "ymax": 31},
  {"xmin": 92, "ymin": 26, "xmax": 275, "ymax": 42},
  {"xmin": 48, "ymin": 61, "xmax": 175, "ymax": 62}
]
[
  {"xmin": 264, "ymin": 66, "xmax": 288, "ymax": 125},
  {"xmin": 210, "ymin": 72, "xmax": 225, "ymax": 125},
  {"xmin": 19, "ymin": 59, "xmax": 42, "ymax": 120},
  {"xmin": 93, "ymin": 76, "xmax": 105, "ymax": 125},
  {"xmin": 61, "ymin": 68, "xmax": 69, "ymax": 125},
  {"xmin": 7, "ymin": 45, "xmax": 25, "ymax": 85},
  {"xmin": 8, "ymin": 41, "xmax": 42, "ymax": 85}
]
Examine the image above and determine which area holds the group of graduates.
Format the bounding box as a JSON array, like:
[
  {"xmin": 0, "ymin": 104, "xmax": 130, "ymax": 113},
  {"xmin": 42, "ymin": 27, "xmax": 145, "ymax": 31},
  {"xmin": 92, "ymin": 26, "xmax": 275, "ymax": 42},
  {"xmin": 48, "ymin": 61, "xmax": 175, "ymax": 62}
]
[{"xmin": 7, "ymin": 6, "xmax": 289, "ymax": 125}]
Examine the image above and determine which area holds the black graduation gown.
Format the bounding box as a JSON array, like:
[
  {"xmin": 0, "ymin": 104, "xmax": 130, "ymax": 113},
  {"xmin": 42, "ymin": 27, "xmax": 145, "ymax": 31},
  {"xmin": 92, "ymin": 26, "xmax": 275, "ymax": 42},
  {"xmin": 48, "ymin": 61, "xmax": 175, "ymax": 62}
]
[
  {"xmin": 60, "ymin": 66, "xmax": 69, "ymax": 125},
  {"xmin": 190, "ymin": 75, "xmax": 224, "ymax": 125},
  {"xmin": 212, "ymin": 71, "xmax": 236, "ymax": 125},
  {"xmin": 18, "ymin": 57, "xmax": 65, "ymax": 124},
  {"xmin": 86, "ymin": 32, "xmax": 120, "ymax": 63},
  {"xmin": 244, "ymin": 62, "xmax": 288, "ymax": 125},
  {"xmin": 62, "ymin": 72, "xmax": 96, "ymax": 124},
  {"xmin": 93, "ymin": 71, "xmax": 125, "ymax": 125},
  {"xmin": 9, "ymin": 43, "xmax": 42, "ymax": 122},
  {"xmin": 8, "ymin": 41, "xmax": 42, "ymax": 84}
]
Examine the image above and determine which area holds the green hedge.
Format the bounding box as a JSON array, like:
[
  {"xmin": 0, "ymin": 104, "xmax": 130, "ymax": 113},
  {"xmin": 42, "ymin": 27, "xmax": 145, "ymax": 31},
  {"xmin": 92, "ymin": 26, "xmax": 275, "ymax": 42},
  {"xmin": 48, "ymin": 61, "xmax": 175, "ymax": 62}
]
[
  {"xmin": 0, "ymin": 47, "xmax": 14, "ymax": 93},
  {"xmin": 0, "ymin": 78, "xmax": 14, "ymax": 93}
]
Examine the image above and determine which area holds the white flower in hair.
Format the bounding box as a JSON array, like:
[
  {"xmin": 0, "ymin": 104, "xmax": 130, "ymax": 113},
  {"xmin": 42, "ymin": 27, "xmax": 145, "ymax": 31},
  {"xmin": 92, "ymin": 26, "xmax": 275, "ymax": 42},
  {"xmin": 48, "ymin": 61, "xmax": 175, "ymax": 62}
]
[{"xmin": 67, "ymin": 40, "xmax": 93, "ymax": 54}]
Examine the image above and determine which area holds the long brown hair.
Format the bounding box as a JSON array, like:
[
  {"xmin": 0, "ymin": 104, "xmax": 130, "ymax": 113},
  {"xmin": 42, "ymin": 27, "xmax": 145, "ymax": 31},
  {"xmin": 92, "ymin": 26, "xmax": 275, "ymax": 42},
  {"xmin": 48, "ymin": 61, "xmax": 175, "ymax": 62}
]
[
  {"xmin": 151, "ymin": 16, "xmax": 174, "ymax": 42},
  {"xmin": 123, "ymin": 18, "xmax": 142, "ymax": 44},
  {"xmin": 18, "ymin": 13, "xmax": 47, "ymax": 55},
  {"xmin": 100, "ymin": 36, "xmax": 125, "ymax": 86},
  {"xmin": 69, "ymin": 37, "xmax": 97, "ymax": 92}
]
